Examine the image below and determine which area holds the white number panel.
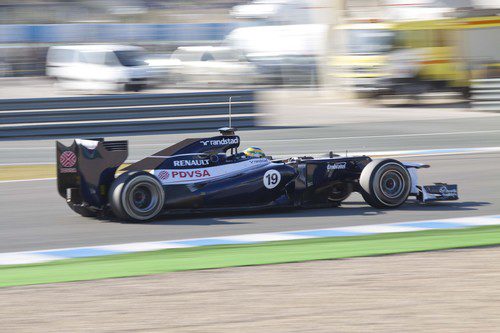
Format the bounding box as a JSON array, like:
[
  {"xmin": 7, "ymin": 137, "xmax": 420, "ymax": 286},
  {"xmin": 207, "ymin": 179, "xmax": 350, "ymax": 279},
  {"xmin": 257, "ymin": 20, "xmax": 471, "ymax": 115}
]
[{"xmin": 263, "ymin": 169, "xmax": 281, "ymax": 189}]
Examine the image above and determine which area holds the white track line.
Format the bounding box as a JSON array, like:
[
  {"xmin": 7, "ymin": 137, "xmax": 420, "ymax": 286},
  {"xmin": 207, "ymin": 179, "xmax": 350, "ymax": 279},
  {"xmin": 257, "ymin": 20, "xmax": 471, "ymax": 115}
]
[
  {"xmin": 0, "ymin": 162, "xmax": 54, "ymax": 165},
  {"xmin": 0, "ymin": 178, "xmax": 55, "ymax": 184},
  {"xmin": 2, "ymin": 146, "xmax": 500, "ymax": 184},
  {"xmin": 1, "ymin": 129, "xmax": 500, "ymax": 150},
  {"xmin": 249, "ymin": 129, "xmax": 500, "ymax": 144}
]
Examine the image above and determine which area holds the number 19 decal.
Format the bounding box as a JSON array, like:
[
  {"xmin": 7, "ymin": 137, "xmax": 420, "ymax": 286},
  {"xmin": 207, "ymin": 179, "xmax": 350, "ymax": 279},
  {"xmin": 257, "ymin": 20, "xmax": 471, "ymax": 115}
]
[{"xmin": 263, "ymin": 169, "xmax": 281, "ymax": 189}]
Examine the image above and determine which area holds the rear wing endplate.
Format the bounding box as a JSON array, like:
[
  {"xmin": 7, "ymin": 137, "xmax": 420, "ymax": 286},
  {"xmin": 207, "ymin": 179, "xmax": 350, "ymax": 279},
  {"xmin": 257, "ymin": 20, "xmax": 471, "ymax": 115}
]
[{"xmin": 56, "ymin": 138, "xmax": 128, "ymax": 208}]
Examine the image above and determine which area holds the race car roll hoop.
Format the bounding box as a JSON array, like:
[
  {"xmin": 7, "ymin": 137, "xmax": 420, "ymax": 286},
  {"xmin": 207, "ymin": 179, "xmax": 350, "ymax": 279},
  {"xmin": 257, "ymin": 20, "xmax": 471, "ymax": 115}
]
[{"xmin": 56, "ymin": 127, "xmax": 458, "ymax": 221}]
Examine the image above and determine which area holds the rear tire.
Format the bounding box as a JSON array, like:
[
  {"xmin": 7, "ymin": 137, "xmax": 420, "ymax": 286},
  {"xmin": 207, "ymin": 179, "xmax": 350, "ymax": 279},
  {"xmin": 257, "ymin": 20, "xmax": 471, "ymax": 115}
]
[
  {"xmin": 109, "ymin": 171, "xmax": 165, "ymax": 222},
  {"xmin": 360, "ymin": 159, "xmax": 411, "ymax": 209},
  {"xmin": 328, "ymin": 183, "xmax": 353, "ymax": 204}
]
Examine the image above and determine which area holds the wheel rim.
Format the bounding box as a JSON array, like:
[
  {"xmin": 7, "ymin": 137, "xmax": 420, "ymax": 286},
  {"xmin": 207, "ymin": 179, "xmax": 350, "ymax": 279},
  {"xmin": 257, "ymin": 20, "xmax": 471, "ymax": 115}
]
[
  {"xmin": 379, "ymin": 170, "xmax": 405, "ymax": 199},
  {"xmin": 130, "ymin": 184, "xmax": 157, "ymax": 212},
  {"xmin": 122, "ymin": 176, "xmax": 164, "ymax": 220}
]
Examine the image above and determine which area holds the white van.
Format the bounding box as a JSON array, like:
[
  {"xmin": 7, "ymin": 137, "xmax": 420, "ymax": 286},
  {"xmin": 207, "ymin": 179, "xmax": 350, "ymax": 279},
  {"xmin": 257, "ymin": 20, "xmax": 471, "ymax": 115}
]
[
  {"xmin": 170, "ymin": 46, "xmax": 258, "ymax": 86},
  {"xmin": 46, "ymin": 45, "xmax": 151, "ymax": 91}
]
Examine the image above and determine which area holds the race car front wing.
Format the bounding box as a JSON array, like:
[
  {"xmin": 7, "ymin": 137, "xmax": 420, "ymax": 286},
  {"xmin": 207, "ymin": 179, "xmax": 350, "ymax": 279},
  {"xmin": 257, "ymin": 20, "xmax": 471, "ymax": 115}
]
[
  {"xmin": 404, "ymin": 162, "xmax": 458, "ymax": 203},
  {"xmin": 418, "ymin": 183, "xmax": 459, "ymax": 203}
]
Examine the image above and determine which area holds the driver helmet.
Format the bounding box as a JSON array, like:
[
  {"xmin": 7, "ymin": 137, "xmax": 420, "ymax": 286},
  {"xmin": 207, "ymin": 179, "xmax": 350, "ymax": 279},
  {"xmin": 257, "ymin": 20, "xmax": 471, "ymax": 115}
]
[{"xmin": 243, "ymin": 146, "xmax": 265, "ymax": 158}]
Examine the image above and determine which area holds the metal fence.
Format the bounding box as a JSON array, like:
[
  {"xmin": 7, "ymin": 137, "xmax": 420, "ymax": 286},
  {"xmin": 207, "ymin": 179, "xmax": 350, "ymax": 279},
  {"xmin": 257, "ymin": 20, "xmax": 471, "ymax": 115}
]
[
  {"xmin": 0, "ymin": 23, "xmax": 243, "ymax": 44},
  {"xmin": 471, "ymin": 78, "xmax": 500, "ymax": 111},
  {"xmin": 0, "ymin": 90, "xmax": 256, "ymax": 140}
]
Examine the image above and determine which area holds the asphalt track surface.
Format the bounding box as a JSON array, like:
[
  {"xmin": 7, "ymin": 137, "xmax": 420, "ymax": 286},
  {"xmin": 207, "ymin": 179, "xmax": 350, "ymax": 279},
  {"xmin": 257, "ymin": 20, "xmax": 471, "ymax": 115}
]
[
  {"xmin": 2, "ymin": 152, "xmax": 499, "ymax": 253},
  {"xmin": 1, "ymin": 105, "xmax": 500, "ymax": 253},
  {"xmin": 2, "ymin": 116, "xmax": 500, "ymax": 164}
]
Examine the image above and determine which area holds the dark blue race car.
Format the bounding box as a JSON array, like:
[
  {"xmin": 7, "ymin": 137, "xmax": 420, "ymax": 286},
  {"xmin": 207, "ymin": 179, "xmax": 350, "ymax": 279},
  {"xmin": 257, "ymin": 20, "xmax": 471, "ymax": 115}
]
[{"xmin": 56, "ymin": 128, "xmax": 458, "ymax": 222}]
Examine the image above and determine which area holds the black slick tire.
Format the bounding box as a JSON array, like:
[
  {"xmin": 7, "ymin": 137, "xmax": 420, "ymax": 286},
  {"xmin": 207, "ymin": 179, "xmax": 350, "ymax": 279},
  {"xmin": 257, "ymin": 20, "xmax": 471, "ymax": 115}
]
[
  {"xmin": 109, "ymin": 171, "xmax": 165, "ymax": 222},
  {"xmin": 360, "ymin": 159, "xmax": 411, "ymax": 209}
]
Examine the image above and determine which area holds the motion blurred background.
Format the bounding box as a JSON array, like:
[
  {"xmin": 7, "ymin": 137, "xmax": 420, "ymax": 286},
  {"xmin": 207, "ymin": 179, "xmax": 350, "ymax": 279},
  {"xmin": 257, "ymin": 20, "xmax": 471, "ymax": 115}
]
[
  {"xmin": 2, "ymin": 4, "xmax": 500, "ymax": 330},
  {"xmin": 0, "ymin": 0, "xmax": 498, "ymax": 99}
]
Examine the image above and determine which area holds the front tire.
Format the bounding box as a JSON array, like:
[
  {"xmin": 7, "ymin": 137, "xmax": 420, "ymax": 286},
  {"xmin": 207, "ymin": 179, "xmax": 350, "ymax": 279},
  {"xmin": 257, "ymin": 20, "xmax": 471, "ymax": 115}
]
[
  {"xmin": 360, "ymin": 159, "xmax": 411, "ymax": 208},
  {"xmin": 109, "ymin": 171, "xmax": 165, "ymax": 222}
]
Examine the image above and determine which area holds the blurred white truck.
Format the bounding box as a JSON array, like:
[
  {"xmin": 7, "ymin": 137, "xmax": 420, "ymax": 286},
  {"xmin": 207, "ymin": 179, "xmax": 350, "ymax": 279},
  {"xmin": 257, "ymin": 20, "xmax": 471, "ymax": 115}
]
[{"xmin": 46, "ymin": 45, "xmax": 151, "ymax": 91}]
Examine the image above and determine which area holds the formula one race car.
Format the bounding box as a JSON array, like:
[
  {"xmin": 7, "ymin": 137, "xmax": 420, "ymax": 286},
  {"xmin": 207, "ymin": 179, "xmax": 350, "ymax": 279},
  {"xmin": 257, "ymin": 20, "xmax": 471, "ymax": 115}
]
[{"xmin": 56, "ymin": 128, "xmax": 458, "ymax": 221}]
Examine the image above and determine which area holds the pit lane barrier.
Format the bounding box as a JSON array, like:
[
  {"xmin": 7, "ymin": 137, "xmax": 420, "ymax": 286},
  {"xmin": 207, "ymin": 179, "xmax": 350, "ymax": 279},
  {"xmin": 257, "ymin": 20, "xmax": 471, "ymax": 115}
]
[
  {"xmin": 1, "ymin": 215, "xmax": 500, "ymax": 265},
  {"xmin": 471, "ymin": 78, "xmax": 500, "ymax": 111},
  {"xmin": 0, "ymin": 90, "xmax": 256, "ymax": 140}
]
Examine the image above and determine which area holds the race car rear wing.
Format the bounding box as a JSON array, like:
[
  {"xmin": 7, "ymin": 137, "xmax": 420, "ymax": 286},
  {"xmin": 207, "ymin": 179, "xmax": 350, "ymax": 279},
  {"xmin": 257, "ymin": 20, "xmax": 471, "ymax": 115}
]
[{"xmin": 56, "ymin": 138, "xmax": 128, "ymax": 209}]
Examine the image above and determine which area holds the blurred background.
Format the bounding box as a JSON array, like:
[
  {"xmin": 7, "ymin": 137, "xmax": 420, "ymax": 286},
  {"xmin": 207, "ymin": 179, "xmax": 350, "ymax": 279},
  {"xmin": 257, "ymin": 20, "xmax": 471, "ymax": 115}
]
[
  {"xmin": 0, "ymin": 0, "xmax": 497, "ymax": 99},
  {"xmin": 2, "ymin": 5, "xmax": 500, "ymax": 329}
]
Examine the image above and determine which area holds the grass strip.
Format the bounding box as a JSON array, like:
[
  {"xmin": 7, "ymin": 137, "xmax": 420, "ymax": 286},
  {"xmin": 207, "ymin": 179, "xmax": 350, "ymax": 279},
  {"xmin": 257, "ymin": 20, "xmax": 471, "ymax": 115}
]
[
  {"xmin": 0, "ymin": 165, "xmax": 55, "ymax": 181},
  {"xmin": 0, "ymin": 164, "xmax": 131, "ymax": 181},
  {"xmin": 1, "ymin": 225, "xmax": 500, "ymax": 288}
]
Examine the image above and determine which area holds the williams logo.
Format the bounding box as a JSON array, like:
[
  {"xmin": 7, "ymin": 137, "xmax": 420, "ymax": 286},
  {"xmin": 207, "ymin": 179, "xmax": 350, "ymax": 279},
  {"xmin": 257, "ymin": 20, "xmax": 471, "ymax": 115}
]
[
  {"xmin": 439, "ymin": 186, "xmax": 458, "ymax": 197},
  {"xmin": 327, "ymin": 162, "xmax": 347, "ymax": 171},
  {"xmin": 200, "ymin": 138, "xmax": 239, "ymax": 146}
]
